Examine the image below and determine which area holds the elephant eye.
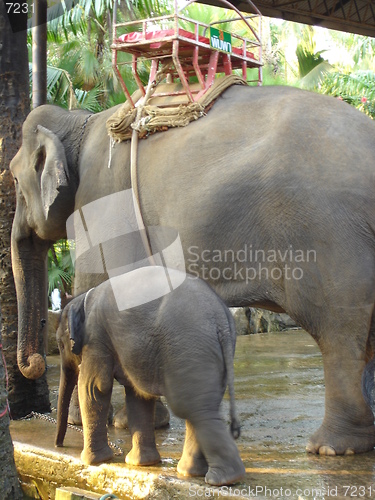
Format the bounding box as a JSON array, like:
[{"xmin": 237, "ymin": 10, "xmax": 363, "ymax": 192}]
[{"xmin": 14, "ymin": 177, "xmax": 18, "ymax": 184}]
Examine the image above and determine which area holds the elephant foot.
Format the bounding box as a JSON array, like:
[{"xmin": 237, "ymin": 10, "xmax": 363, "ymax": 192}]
[
  {"xmin": 125, "ymin": 446, "xmax": 161, "ymax": 466},
  {"xmin": 306, "ymin": 423, "xmax": 375, "ymax": 455},
  {"xmin": 81, "ymin": 445, "xmax": 114, "ymax": 465},
  {"xmin": 114, "ymin": 399, "xmax": 170, "ymax": 429},
  {"xmin": 205, "ymin": 460, "xmax": 246, "ymax": 487},
  {"xmin": 177, "ymin": 455, "xmax": 208, "ymax": 477}
]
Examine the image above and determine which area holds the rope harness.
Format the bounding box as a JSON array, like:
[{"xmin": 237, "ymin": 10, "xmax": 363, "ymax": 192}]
[
  {"xmin": 20, "ymin": 411, "xmax": 124, "ymax": 456},
  {"xmin": 128, "ymin": 70, "xmax": 167, "ymax": 265},
  {"xmin": 106, "ymin": 72, "xmax": 247, "ymax": 264}
]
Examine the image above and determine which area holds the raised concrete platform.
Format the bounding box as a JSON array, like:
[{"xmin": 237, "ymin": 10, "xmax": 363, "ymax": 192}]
[{"xmin": 11, "ymin": 332, "xmax": 375, "ymax": 499}]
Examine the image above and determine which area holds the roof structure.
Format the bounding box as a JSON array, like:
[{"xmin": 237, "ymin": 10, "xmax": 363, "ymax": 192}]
[{"xmin": 204, "ymin": 0, "xmax": 375, "ymax": 37}]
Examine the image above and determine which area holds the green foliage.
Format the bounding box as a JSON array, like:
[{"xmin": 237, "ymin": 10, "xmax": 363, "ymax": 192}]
[
  {"xmin": 295, "ymin": 26, "xmax": 325, "ymax": 78},
  {"xmin": 258, "ymin": 65, "xmax": 289, "ymax": 86},
  {"xmin": 320, "ymin": 70, "xmax": 375, "ymax": 119},
  {"xmin": 293, "ymin": 25, "xmax": 333, "ymax": 90},
  {"xmin": 296, "ymin": 45, "xmax": 326, "ymax": 78},
  {"xmin": 48, "ymin": 240, "xmax": 74, "ymax": 299},
  {"xmin": 262, "ymin": 19, "xmax": 374, "ymax": 117},
  {"xmin": 30, "ymin": 0, "xmax": 167, "ymax": 111},
  {"xmin": 298, "ymin": 61, "xmax": 332, "ymax": 90},
  {"xmin": 34, "ymin": 2, "xmax": 375, "ymax": 114},
  {"xmin": 328, "ymin": 31, "xmax": 375, "ymax": 70},
  {"xmin": 180, "ymin": 2, "xmax": 251, "ymax": 39},
  {"xmin": 36, "ymin": 0, "xmax": 268, "ymax": 110}
]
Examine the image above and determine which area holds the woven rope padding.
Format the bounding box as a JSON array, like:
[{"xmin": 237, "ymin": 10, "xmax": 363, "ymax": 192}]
[{"xmin": 106, "ymin": 74, "xmax": 247, "ymax": 142}]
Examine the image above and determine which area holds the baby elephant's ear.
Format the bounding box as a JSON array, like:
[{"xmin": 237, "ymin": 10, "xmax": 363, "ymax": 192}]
[{"xmin": 67, "ymin": 295, "xmax": 86, "ymax": 355}]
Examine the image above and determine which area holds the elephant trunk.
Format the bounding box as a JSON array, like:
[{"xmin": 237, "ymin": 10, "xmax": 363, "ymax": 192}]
[
  {"xmin": 11, "ymin": 231, "xmax": 50, "ymax": 380},
  {"xmin": 55, "ymin": 365, "xmax": 78, "ymax": 447}
]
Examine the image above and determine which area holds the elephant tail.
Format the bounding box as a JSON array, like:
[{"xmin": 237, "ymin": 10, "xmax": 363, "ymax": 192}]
[
  {"xmin": 217, "ymin": 306, "xmax": 241, "ymax": 440},
  {"xmin": 362, "ymin": 315, "xmax": 375, "ymax": 414}
]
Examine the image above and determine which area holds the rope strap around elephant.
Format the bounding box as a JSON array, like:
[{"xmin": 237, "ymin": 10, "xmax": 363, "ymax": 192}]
[
  {"xmin": 107, "ymin": 72, "xmax": 247, "ymax": 263},
  {"xmin": 21, "ymin": 412, "xmax": 124, "ymax": 456},
  {"xmin": 106, "ymin": 73, "xmax": 247, "ymax": 143},
  {"xmin": 128, "ymin": 69, "xmax": 165, "ymax": 265}
]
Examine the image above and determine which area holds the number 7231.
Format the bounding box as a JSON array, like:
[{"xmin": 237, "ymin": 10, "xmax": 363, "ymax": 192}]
[{"xmin": 6, "ymin": 3, "xmax": 34, "ymax": 14}]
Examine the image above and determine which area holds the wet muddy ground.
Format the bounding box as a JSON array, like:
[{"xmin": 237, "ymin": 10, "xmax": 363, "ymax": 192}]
[{"xmin": 10, "ymin": 330, "xmax": 375, "ymax": 499}]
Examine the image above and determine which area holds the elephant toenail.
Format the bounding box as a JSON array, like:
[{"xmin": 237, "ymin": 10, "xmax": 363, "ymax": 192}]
[
  {"xmin": 319, "ymin": 445, "xmax": 336, "ymax": 456},
  {"xmin": 305, "ymin": 442, "xmax": 315, "ymax": 453},
  {"xmin": 344, "ymin": 448, "xmax": 355, "ymax": 455}
]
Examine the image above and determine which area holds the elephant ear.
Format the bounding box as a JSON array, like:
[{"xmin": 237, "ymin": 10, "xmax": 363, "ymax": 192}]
[
  {"xmin": 35, "ymin": 125, "xmax": 69, "ymax": 219},
  {"xmin": 67, "ymin": 295, "xmax": 86, "ymax": 355}
]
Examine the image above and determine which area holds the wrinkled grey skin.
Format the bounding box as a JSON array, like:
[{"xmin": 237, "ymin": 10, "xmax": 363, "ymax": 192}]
[
  {"xmin": 55, "ymin": 267, "xmax": 245, "ymax": 486},
  {"xmin": 10, "ymin": 84, "xmax": 375, "ymax": 456}
]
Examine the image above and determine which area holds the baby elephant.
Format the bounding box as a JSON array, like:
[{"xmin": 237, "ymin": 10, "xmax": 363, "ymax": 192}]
[{"xmin": 55, "ymin": 266, "xmax": 245, "ymax": 486}]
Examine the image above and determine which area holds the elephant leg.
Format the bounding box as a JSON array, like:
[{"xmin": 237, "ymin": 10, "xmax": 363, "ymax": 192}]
[
  {"xmin": 305, "ymin": 302, "xmax": 375, "ymax": 455},
  {"xmin": 124, "ymin": 385, "xmax": 161, "ymax": 466},
  {"xmin": 190, "ymin": 414, "xmax": 245, "ymax": 486},
  {"xmin": 113, "ymin": 397, "xmax": 170, "ymax": 429},
  {"xmin": 177, "ymin": 420, "xmax": 208, "ymax": 477},
  {"xmin": 78, "ymin": 354, "xmax": 114, "ymax": 465},
  {"xmin": 68, "ymin": 385, "xmax": 81, "ymax": 425},
  {"xmin": 306, "ymin": 346, "xmax": 375, "ymax": 455}
]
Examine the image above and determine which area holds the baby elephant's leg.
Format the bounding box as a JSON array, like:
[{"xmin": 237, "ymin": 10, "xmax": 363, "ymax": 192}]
[
  {"xmin": 178, "ymin": 420, "xmax": 208, "ymax": 477},
  {"xmin": 78, "ymin": 354, "xmax": 114, "ymax": 465},
  {"xmin": 192, "ymin": 415, "xmax": 245, "ymax": 486},
  {"xmin": 125, "ymin": 385, "xmax": 161, "ymax": 466}
]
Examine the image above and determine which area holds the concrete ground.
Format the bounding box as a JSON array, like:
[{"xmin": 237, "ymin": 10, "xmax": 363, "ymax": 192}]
[{"xmin": 10, "ymin": 330, "xmax": 375, "ymax": 500}]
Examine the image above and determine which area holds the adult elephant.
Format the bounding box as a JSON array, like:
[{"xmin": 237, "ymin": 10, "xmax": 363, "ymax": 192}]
[{"xmin": 10, "ymin": 84, "xmax": 375, "ymax": 457}]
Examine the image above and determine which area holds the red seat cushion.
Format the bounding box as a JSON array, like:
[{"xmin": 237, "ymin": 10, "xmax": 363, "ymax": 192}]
[
  {"xmin": 117, "ymin": 29, "xmax": 256, "ymax": 59},
  {"xmin": 117, "ymin": 28, "xmax": 208, "ymax": 44}
]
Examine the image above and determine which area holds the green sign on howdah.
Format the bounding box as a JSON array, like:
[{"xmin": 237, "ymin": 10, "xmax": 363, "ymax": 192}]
[{"xmin": 209, "ymin": 27, "xmax": 232, "ymax": 54}]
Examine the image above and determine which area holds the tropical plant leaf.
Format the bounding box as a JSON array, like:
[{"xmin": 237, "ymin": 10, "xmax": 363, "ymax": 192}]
[
  {"xmin": 47, "ymin": 268, "xmax": 73, "ymax": 295},
  {"xmin": 296, "ymin": 44, "xmax": 327, "ymax": 78},
  {"xmin": 299, "ymin": 61, "xmax": 333, "ymax": 89},
  {"xmin": 75, "ymin": 85, "xmax": 104, "ymax": 112},
  {"xmin": 48, "ymin": 240, "xmax": 74, "ymax": 296}
]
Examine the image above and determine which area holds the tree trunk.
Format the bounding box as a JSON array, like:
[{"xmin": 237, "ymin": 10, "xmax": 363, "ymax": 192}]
[
  {"xmin": 0, "ymin": 0, "xmax": 50, "ymax": 419},
  {"xmin": 0, "ymin": 305, "xmax": 22, "ymax": 499},
  {"xmin": 32, "ymin": 0, "xmax": 47, "ymax": 108}
]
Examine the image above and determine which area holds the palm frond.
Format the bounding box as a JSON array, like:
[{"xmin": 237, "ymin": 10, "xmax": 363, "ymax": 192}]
[
  {"xmin": 296, "ymin": 44, "xmax": 327, "ymax": 78},
  {"xmin": 47, "ymin": 268, "xmax": 73, "ymax": 295},
  {"xmin": 74, "ymin": 85, "xmax": 104, "ymax": 112},
  {"xmin": 299, "ymin": 61, "xmax": 333, "ymax": 89}
]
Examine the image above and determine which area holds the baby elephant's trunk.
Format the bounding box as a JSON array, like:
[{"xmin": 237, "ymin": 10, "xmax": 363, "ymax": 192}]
[
  {"xmin": 217, "ymin": 309, "xmax": 241, "ymax": 440},
  {"xmin": 55, "ymin": 365, "xmax": 79, "ymax": 447}
]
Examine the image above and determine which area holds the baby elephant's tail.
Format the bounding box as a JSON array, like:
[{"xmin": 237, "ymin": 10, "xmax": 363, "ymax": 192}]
[
  {"xmin": 362, "ymin": 357, "xmax": 375, "ymax": 413},
  {"xmin": 218, "ymin": 307, "xmax": 241, "ymax": 440}
]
